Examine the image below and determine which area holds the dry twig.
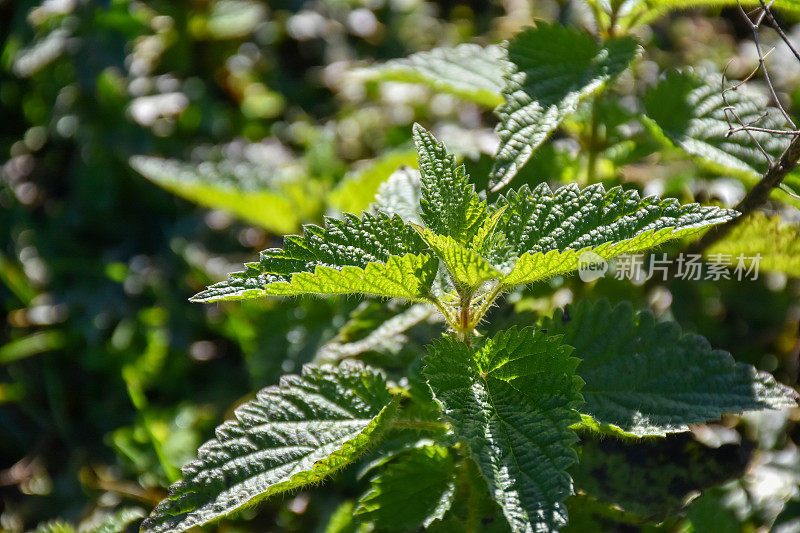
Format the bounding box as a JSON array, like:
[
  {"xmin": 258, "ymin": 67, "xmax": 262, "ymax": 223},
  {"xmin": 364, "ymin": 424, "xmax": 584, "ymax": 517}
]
[{"xmin": 687, "ymin": 0, "xmax": 800, "ymax": 255}]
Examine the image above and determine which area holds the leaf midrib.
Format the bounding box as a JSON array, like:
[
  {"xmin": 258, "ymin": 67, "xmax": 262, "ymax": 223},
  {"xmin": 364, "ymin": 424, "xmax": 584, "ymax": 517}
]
[{"xmin": 480, "ymin": 375, "xmax": 564, "ymax": 499}]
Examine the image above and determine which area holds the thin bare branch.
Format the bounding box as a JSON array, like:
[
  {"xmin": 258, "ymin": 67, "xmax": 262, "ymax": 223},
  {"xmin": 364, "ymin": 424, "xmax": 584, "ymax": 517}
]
[
  {"xmin": 720, "ymin": 64, "xmax": 774, "ymax": 161},
  {"xmin": 679, "ymin": 0, "xmax": 800, "ymax": 257},
  {"xmin": 779, "ymin": 184, "xmax": 800, "ymax": 201},
  {"xmin": 728, "ymin": 125, "xmax": 799, "ymax": 135},
  {"xmin": 688, "ymin": 134, "xmax": 800, "ymax": 255},
  {"xmin": 739, "ymin": 0, "xmax": 796, "ymax": 128},
  {"xmin": 759, "ymin": 0, "xmax": 800, "ymax": 64}
]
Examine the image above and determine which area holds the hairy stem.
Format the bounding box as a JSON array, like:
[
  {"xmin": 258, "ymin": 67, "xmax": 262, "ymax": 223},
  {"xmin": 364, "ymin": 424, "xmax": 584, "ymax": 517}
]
[
  {"xmin": 468, "ymin": 283, "xmax": 505, "ymax": 331},
  {"xmin": 587, "ymin": 1, "xmax": 607, "ymax": 37},
  {"xmin": 452, "ymin": 288, "xmax": 474, "ymax": 345},
  {"xmin": 391, "ymin": 419, "xmax": 451, "ymax": 432},
  {"xmin": 427, "ymin": 295, "xmax": 457, "ymax": 330}
]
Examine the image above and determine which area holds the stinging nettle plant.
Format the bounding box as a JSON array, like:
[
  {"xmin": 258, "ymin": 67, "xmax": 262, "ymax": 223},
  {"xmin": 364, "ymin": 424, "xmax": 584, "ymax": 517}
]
[
  {"xmin": 141, "ymin": 122, "xmax": 797, "ymax": 533},
  {"xmin": 140, "ymin": 19, "xmax": 800, "ymax": 533}
]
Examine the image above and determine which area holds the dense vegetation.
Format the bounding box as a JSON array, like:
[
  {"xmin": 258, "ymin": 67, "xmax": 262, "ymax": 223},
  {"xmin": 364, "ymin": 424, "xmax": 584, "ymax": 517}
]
[{"xmin": 2, "ymin": 1, "xmax": 800, "ymax": 532}]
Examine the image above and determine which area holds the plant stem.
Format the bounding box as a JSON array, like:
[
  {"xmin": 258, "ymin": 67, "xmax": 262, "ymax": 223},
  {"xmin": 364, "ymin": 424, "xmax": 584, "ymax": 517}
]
[
  {"xmin": 586, "ymin": 94, "xmax": 601, "ymax": 184},
  {"xmin": 607, "ymin": 0, "xmax": 620, "ymax": 38},
  {"xmin": 427, "ymin": 295, "xmax": 457, "ymax": 330},
  {"xmin": 124, "ymin": 372, "xmax": 180, "ymax": 483},
  {"xmin": 457, "ymin": 289, "xmax": 473, "ymax": 345},
  {"xmin": 587, "ymin": 1, "xmax": 607, "ymax": 37},
  {"xmin": 468, "ymin": 283, "xmax": 505, "ymax": 331},
  {"xmin": 463, "ymin": 456, "xmax": 482, "ymax": 533},
  {"xmin": 391, "ymin": 419, "xmax": 451, "ymax": 432}
]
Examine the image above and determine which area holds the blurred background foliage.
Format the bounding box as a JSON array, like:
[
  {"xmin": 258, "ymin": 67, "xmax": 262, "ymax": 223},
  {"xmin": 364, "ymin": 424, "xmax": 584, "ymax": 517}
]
[{"xmin": 1, "ymin": 0, "xmax": 799, "ymax": 531}]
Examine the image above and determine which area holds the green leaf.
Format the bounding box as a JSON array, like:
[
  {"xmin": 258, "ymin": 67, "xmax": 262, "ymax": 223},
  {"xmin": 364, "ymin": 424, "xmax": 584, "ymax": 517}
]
[
  {"xmin": 141, "ymin": 362, "xmax": 396, "ymax": 533},
  {"xmin": 706, "ymin": 213, "xmax": 800, "ymax": 277},
  {"xmin": 278, "ymin": 254, "xmax": 438, "ymax": 299},
  {"xmin": 316, "ymin": 303, "xmax": 433, "ymax": 362},
  {"xmin": 191, "ymin": 212, "xmax": 437, "ymax": 302},
  {"xmin": 643, "ymin": 70, "xmax": 793, "ymax": 181},
  {"xmin": 424, "ymin": 328, "xmax": 583, "ymax": 532},
  {"xmin": 684, "ymin": 488, "xmax": 741, "ymax": 533},
  {"xmin": 571, "ymin": 414, "xmax": 639, "ymax": 439},
  {"xmin": 203, "ymin": 0, "xmax": 267, "ymax": 39},
  {"xmin": 30, "ymin": 507, "xmax": 145, "ymax": 533},
  {"xmin": 621, "ymin": 0, "xmax": 800, "ymax": 28},
  {"xmin": 86, "ymin": 508, "xmax": 145, "ymax": 533},
  {"xmin": 373, "ymin": 167, "xmax": 423, "ymax": 225},
  {"xmin": 571, "ymin": 434, "xmax": 751, "ymax": 519},
  {"xmin": 32, "ymin": 522, "xmax": 74, "ymax": 533},
  {"xmin": 325, "ymin": 500, "xmax": 369, "ymax": 533},
  {"xmin": 495, "ymin": 183, "xmax": 737, "ymax": 288},
  {"xmin": 356, "ymin": 445, "xmax": 457, "ymax": 531},
  {"xmin": 471, "ymin": 207, "xmax": 507, "ymax": 253},
  {"xmin": 0, "ymin": 330, "xmax": 66, "ymax": 364},
  {"xmin": 329, "ymin": 150, "xmax": 419, "ymax": 215},
  {"xmin": 489, "ymin": 24, "xmax": 639, "ymax": 191},
  {"xmin": 360, "ymin": 44, "xmax": 507, "ymax": 108},
  {"xmin": 426, "ymin": 459, "xmax": 511, "ymax": 533},
  {"xmin": 413, "ymin": 124, "xmax": 487, "ymax": 246},
  {"xmin": 130, "ymin": 154, "xmax": 319, "ymax": 235},
  {"xmin": 414, "ymin": 226, "xmax": 501, "ymax": 292},
  {"xmin": 561, "ymin": 494, "xmax": 644, "ymax": 532},
  {"xmin": 541, "ymin": 299, "xmax": 797, "ymax": 436}
]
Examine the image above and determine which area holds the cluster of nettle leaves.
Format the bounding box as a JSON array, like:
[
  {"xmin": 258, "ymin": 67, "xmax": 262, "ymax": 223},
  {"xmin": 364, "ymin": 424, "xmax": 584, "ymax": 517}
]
[{"xmin": 141, "ymin": 24, "xmax": 798, "ymax": 533}]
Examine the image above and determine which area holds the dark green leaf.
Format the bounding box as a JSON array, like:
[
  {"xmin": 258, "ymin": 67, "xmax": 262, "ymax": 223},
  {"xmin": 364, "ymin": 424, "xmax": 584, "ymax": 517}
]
[
  {"xmin": 489, "ymin": 24, "xmax": 639, "ymax": 190},
  {"xmin": 356, "ymin": 445, "xmax": 457, "ymax": 531},
  {"xmin": 424, "ymin": 328, "xmax": 583, "ymax": 532},
  {"xmin": 542, "ymin": 299, "xmax": 797, "ymax": 436}
]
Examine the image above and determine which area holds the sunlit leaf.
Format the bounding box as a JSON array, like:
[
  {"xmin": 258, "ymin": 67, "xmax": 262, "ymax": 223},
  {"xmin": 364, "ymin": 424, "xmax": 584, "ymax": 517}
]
[
  {"xmin": 414, "ymin": 124, "xmax": 487, "ymax": 246},
  {"xmin": 191, "ymin": 212, "xmax": 438, "ymax": 302},
  {"xmin": 489, "ymin": 24, "xmax": 639, "ymax": 190},
  {"xmin": 330, "ymin": 150, "xmax": 419, "ymax": 215},
  {"xmin": 621, "ymin": 0, "xmax": 800, "ymax": 28},
  {"xmin": 373, "ymin": 167, "xmax": 423, "ymax": 225},
  {"xmin": 706, "ymin": 213, "xmax": 800, "ymax": 277},
  {"xmin": 495, "ymin": 183, "xmax": 736, "ymax": 288},
  {"xmin": 360, "ymin": 44, "xmax": 507, "ymax": 107},
  {"xmin": 130, "ymin": 153, "xmax": 320, "ymax": 234},
  {"xmin": 86, "ymin": 508, "xmax": 145, "ymax": 533},
  {"xmin": 414, "ymin": 227, "xmax": 501, "ymax": 291},
  {"xmin": 643, "ymin": 70, "xmax": 793, "ymax": 181},
  {"xmin": 141, "ymin": 362, "xmax": 396, "ymax": 533}
]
